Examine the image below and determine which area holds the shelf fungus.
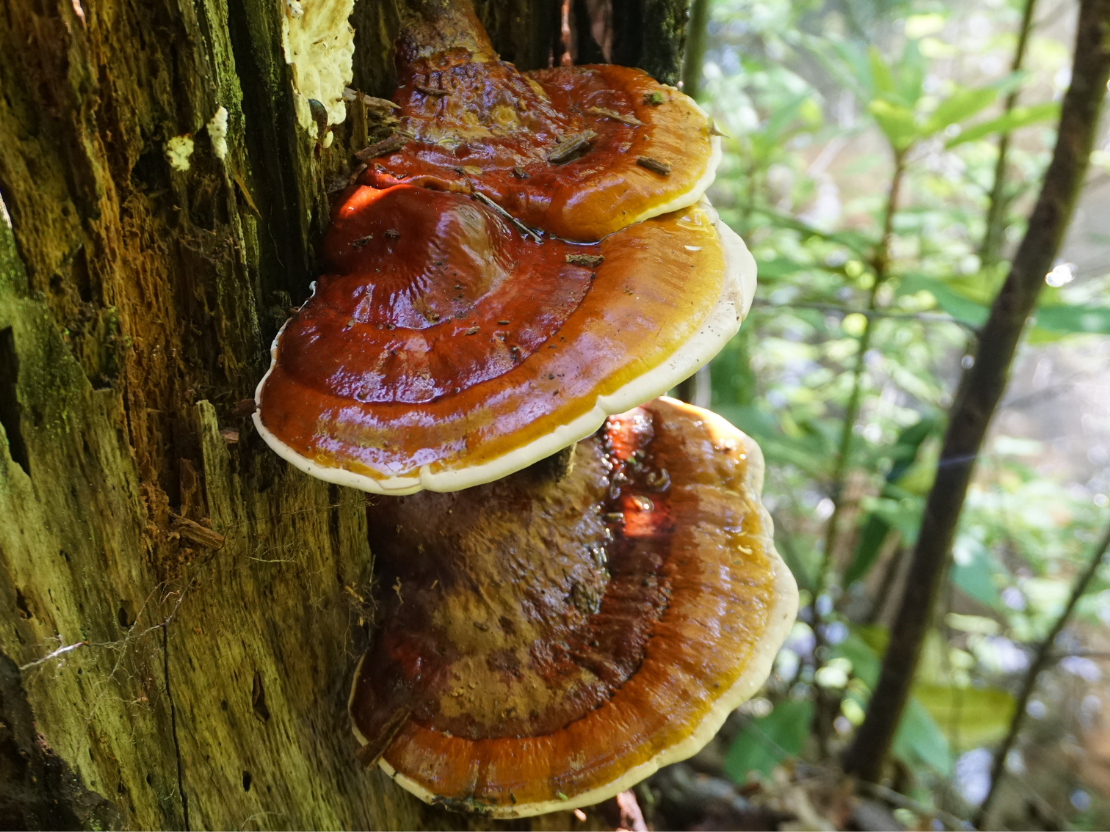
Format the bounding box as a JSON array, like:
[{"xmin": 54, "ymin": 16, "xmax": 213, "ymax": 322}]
[
  {"xmin": 349, "ymin": 398, "xmax": 799, "ymax": 817},
  {"xmin": 253, "ymin": 184, "xmax": 755, "ymax": 494},
  {"xmin": 358, "ymin": 0, "xmax": 721, "ymax": 241}
]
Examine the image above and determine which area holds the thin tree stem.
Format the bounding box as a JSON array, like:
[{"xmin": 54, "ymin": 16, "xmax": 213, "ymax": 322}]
[
  {"xmin": 811, "ymin": 150, "xmax": 906, "ymax": 755},
  {"xmin": 842, "ymin": 0, "xmax": 1110, "ymax": 782},
  {"xmin": 974, "ymin": 519, "xmax": 1110, "ymax": 827},
  {"xmin": 815, "ymin": 149, "xmax": 906, "ymax": 605},
  {"xmin": 979, "ymin": 0, "xmax": 1039, "ymax": 267}
]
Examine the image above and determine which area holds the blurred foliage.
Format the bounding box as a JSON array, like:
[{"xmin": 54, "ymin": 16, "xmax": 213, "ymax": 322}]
[{"xmin": 689, "ymin": 0, "xmax": 1110, "ymax": 825}]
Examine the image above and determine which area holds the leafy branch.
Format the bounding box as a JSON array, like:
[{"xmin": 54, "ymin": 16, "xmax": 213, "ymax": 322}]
[{"xmin": 974, "ymin": 518, "xmax": 1110, "ymax": 826}]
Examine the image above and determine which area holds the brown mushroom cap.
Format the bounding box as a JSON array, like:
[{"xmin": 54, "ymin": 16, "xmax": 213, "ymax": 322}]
[
  {"xmin": 252, "ymin": 184, "xmax": 755, "ymax": 495},
  {"xmin": 361, "ymin": 2, "xmax": 720, "ymax": 242},
  {"xmin": 349, "ymin": 397, "xmax": 799, "ymax": 817}
]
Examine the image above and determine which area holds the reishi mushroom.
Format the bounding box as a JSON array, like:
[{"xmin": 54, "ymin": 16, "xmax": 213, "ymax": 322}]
[
  {"xmin": 253, "ymin": 183, "xmax": 755, "ymax": 494},
  {"xmin": 349, "ymin": 397, "xmax": 799, "ymax": 817},
  {"xmin": 360, "ymin": 0, "xmax": 721, "ymax": 241}
]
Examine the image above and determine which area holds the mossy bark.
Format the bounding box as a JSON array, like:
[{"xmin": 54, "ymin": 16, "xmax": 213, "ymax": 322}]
[{"xmin": 0, "ymin": 0, "xmax": 670, "ymax": 828}]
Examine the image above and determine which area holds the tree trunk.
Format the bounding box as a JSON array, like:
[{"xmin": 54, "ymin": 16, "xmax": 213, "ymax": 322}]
[{"xmin": 0, "ymin": 0, "xmax": 604, "ymax": 829}]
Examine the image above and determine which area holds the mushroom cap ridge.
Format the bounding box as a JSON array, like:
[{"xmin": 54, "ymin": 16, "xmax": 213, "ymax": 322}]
[
  {"xmin": 252, "ymin": 186, "xmax": 756, "ymax": 495},
  {"xmin": 349, "ymin": 397, "xmax": 799, "ymax": 817}
]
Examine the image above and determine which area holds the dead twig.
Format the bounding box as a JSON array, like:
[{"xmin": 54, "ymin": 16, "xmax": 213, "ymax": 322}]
[
  {"xmin": 586, "ymin": 106, "xmax": 641, "ymax": 126},
  {"xmin": 355, "ymin": 133, "xmax": 409, "ymax": 161},
  {"xmin": 342, "ymin": 87, "xmax": 398, "ymax": 111},
  {"xmin": 636, "ymin": 156, "xmax": 671, "ymax": 175},
  {"xmin": 548, "ymin": 130, "xmax": 596, "ymax": 164},
  {"xmin": 470, "ymin": 191, "xmax": 542, "ymax": 242}
]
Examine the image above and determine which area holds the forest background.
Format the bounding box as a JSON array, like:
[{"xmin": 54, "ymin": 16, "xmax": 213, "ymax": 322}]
[{"xmin": 669, "ymin": 0, "xmax": 1110, "ymax": 827}]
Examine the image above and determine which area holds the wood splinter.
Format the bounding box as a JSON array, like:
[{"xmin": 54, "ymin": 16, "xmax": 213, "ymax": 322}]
[
  {"xmin": 471, "ymin": 191, "xmax": 542, "ymax": 242},
  {"xmin": 548, "ymin": 130, "xmax": 597, "ymax": 164},
  {"xmin": 355, "ymin": 134, "xmax": 409, "ymax": 161},
  {"xmin": 566, "ymin": 254, "xmax": 604, "ymax": 267},
  {"xmin": 636, "ymin": 156, "xmax": 671, "ymax": 176},
  {"xmin": 343, "ymin": 87, "xmax": 399, "ymax": 111},
  {"xmin": 169, "ymin": 514, "xmax": 226, "ymax": 549},
  {"xmin": 585, "ymin": 106, "xmax": 642, "ymax": 127}
]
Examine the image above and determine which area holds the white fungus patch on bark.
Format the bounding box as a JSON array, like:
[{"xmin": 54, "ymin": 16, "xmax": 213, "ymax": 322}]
[
  {"xmin": 165, "ymin": 136, "xmax": 195, "ymax": 171},
  {"xmin": 207, "ymin": 106, "xmax": 230, "ymax": 160},
  {"xmin": 282, "ymin": 0, "xmax": 356, "ymax": 135}
]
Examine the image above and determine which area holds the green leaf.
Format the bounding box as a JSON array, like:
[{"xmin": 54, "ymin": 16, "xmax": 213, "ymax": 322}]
[
  {"xmin": 921, "ymin": 86, "xmax": 998, "ymax": 137},
  {"xmin": 844, "ymin": 513, "xmax": 893, "ymax": 585},
  {"xmin": 742, "ymin": 205, "xmax": 874, "ymax": 256},
  {"xmin": 866, "ymin": 496, "xmax": 924, "ymax": 544},
  {"xmin": 896, "ymin": 40, "xmax": 926, "ymax": 107},
  {"xmin": 893, "ymin": 697, "xmax": 953, "ymax": 776},
  {"xmin": 912, "ymin": 683, "xmax": 1016, "ymax": 749},
  {"xmin": 759, "ymin": 434, "xmax": 833, "ymax": 478},
  {"xmin": 887, "ymin": 418, "xmax": 938, "ymax": 483},
  {"xmin": 761, "ymin": 92, "xmax": 812, "ymax": 142},
  {"xmin": 1033, "ymin": 304, "xmax": 1110, "ymax": 335},
  {"xmin": 899, "ymin": 273, "xmax": 990, "ymax": 325},
  {"xmin": 724, "ymin": 699, "xmax": 814, "ymax": 781},
  {"xmin": 868, "ymin": 99, "xmax": 919, "ymax": 150},
  {"xmin": 755, "ymin": 256, "xmax": 813, "ymax": 279},
  {"xmin": 832, "ymin": 629, "xmax": 884, "ymax": 687},
  {"xmin": 945, "ymin": 102, "xmax": 1060, "ymax": 148},
  {"xmin": 951, "ymin": 536, "xmax": 1005, "ymax": 610},
  {"xmin": 868, "ymin": 47, "xmax": 896, "ymax": 95}
]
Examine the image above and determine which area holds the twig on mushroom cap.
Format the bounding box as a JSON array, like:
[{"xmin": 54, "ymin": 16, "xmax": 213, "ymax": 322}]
[
  {"xmin": 547, "ymin": 130, "xmax": 597, "ymax": 164},
  {"xmin": 636, "ymin": 156, "xmax": 671, "ymax": 175},
  {"xmin": 566, "ymin": 253, "xmax": 604, "ymax": 267},
  {"xmin": 586, "ymin": 106, "xmax": 642, "ymax": 126},
  {"xmin": 355, "ymin": 133, "xmax": 409, "ymax": 161},
  {"xmin": 471, "ymin": 190, "xmax": 542, "ymax": 242}
]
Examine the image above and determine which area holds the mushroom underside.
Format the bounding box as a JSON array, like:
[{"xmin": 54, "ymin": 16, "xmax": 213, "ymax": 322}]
[{"xmin": 349, "ymin": 398, "xmax": 799, "ymax": 817}]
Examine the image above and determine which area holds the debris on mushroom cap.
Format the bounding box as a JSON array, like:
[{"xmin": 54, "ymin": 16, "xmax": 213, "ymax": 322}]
[
  {"xmin": 348, "ymin": 397, "xmax": 800, "ymax": 817},
  {"xmin": 252, "ymin": 184, "xmax": 756, "ymax": 495},
  {"xmin": 358, "ymin": 0, "xmax": 721, "ymax": 242}
]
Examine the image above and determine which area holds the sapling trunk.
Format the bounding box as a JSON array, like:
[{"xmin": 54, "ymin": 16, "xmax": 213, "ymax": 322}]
[{"xmin": 978, "ymin": 0, "xmax": 1040, "ymax": 268}]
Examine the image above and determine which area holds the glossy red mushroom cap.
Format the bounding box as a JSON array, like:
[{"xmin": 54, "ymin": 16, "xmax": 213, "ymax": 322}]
[{"xmin": 253, "ymin": 185, "xmax": 754, "ymax": 494}]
